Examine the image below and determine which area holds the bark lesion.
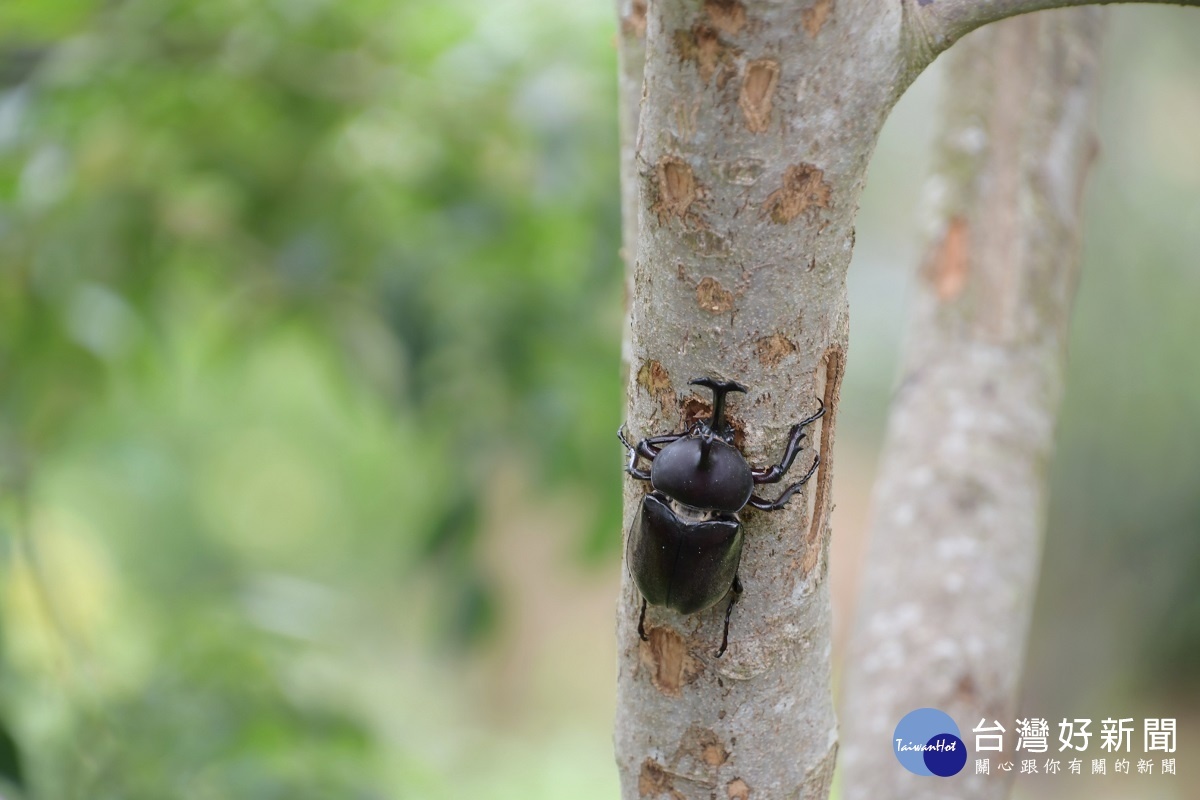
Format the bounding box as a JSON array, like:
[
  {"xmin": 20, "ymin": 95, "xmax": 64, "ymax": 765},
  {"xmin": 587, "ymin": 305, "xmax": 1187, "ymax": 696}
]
[
  {"xmin": 761, "ymin": 163, "xmax": 833, "ymax": 225},
  {"xmin": 674, "ymin": 23, "xmax": 740, "ymax": 85},
  {"xmin": 802, "ymin": 346, "xmax": 843, "ymax": 575},
  {"xmin": 738, "ymin": 59, "xmax": 780, "ymax": 134},
  {"xmin": 696, "ymin": 276, "xmax": 735, "ymax": 313},
  {"xmin": 704, "ymin": 0, "xmax": 748, "ymax": 36},
  {"xmin": 924, "ymin": 216, "xmax": 971, "ymax": 302},
  {"xmin": 638, "ymin": 359, "xmax": 677, "ymax": 417},
  {"xmin": 802, "ymin": 0, "xmax": 835, "ymax": 37},
  {"xmin": 639, "ymin": 625, "xmax": 704, "ymax": 697},
  {"xmin": 754, "ymin": 332, "xmax": 797, "ymax": 367},
  {"xmin": 651, "ymin": 155, "xmax": 709, "ymax": 228}
]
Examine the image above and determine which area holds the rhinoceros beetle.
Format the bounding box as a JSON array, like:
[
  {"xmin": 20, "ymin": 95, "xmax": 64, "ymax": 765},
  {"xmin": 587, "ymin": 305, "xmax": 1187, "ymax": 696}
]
[{"xmin": 619, "ymin": 377, "xmax": 824, "ymax": 657}]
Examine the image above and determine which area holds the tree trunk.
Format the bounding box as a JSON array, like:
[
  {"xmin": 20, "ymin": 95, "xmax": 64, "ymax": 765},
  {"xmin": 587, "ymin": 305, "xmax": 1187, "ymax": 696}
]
[
  {"xmin": 838, "ymin": 10, "xmax": 1105, "ymax": 800},
  {"xmin": 615, "ymin": 2, "xmax": 902, "ymax": 797}
]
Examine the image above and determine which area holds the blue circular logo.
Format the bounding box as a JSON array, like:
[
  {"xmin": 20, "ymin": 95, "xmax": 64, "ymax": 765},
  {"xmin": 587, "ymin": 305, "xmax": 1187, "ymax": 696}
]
[{"xmin": 893, "ymin": 708, "xmax": 967, "ymax": 777}]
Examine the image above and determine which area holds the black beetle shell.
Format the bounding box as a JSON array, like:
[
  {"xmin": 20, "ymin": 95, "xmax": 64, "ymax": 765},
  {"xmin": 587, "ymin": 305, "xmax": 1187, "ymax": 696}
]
[
  {"xmin": 627, "ymin": 492, "xmax": 743, "ymax": 615},
  {"xmin": 651, "ymin": 436, "xmax": 753, "ymax": 512}
]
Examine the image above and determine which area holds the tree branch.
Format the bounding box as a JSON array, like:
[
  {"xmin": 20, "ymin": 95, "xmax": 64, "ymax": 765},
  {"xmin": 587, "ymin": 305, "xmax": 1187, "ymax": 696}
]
[
  {"xmin": 904, "ymin": 0, "xmax": 1190, "ymax": 63},
  {"xmin": 840, "ymin": 10, "xmax": 1106, "ymax": 799}
]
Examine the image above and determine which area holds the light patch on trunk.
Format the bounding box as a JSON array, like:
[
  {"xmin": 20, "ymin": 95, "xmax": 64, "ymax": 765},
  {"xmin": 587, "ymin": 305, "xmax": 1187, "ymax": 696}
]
[
  {"xmin": 739, "ymin": 59, "xmax": 780, "ymax": 134},
  {"xmin": 705, "ymin": 0, "xmax": 747, "ymax": 36},
  {"xmin": 925, "ymin": 216, "xmax": 970, "ymax": 302},
  {"xmin": 696, "ymin": 276, "xmax": 735, "ymax": 313},
  {"xmin": 762, "ymin": 163, "xmax": 832, "ymax": 224},
  {"xmin": 802, "ymin": 0, "xmax": 834, "ymax": 38},
  {"xmin": 640, "ymin": 626, "xmax": 702, "ymax": 696}
]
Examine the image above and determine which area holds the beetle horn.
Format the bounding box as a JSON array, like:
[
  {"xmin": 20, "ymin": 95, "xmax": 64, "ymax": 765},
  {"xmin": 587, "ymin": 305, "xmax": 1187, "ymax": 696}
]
[{"xmin": 689, "ymin": 377, "xmax": 747, "ymax": 433}]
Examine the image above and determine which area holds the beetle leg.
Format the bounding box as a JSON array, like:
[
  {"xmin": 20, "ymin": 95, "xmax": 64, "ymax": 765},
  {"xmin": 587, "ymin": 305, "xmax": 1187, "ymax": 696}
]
[
  {"xmin": 620, "ymin": 426, "xmax": 686, "ymax": 481},
  {"xmin": 618, "ymin": 426, "xmax": 653, "ymax": 480},
  {"xmin": 637, "ymin": 597, "xmax": 649, "ymax": 641},
  {"xmin": 617, "ymin": 424, "xmax": 636, "ymax": 452},
  {"xmin": 748, "ymin": 454, "xmax": 820, "ymax": 511},
  {"xmin": 715, "ymin": 575, "xmax": 743, "ymax": 658},
  {"xmin": 637, "ymin": 433, "xmax": 683, "ymax": 462},
  {"xmin": 751, "ymin": 399, "xmax": 825, "ymax": 484},
  {"xmin": 626, "ymin": 450, "xmax": 652, "ymax": 481}
]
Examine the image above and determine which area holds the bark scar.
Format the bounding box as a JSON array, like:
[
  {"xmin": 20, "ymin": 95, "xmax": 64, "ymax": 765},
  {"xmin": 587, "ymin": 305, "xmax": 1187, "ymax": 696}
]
[
  {"xmin": 638, "ymin": 359, "xmax": 676, "ymax": 417},
  {"xmin": 678, "ymin": 725, "xmax": 730, "ymax": 768},
  {"xmin": 640, "ymin": 626, "xmax": 703, "ymax": 696},
  {"xmin": 639, "ymin": 759, "xmax": 685, "ymax": 799},
  {"xmin": 705, "ymin": 0, "xmax": 747, "ymax": 35},
  {"xmin": 802, "ymin": 0, "xmax": 835, "ymax": 37},
  {"xmin": 755, "ymin": 332, "xmax": 797, "ymax": 367},
  {"xmin": 727, "ymin": 778, "xmax": 751, "ymax": 799},
  {"xmin": 697, "ymin": 276, "xmax": 735, "ymax": 313},
  {"xmin": 802, "ymin": 347, "xmax": 844, "ymax": 574},
  {"xmin": 674, "ymin": 24, "xmax": 739, "ymax": 85},
  {"xmin": 739, "ymin": 59, "xmax": 780, "ymax": 134},
  {"xmin": 762, "ymin": 163, "xmax": 832, "ymax": 224},
  {"xmin": 652, "ymin": 155, "xmax": 707, "ymax": 228},
  {"xmin": 925, "ymin": 216, "xmax": 970, "ymax": 302}
]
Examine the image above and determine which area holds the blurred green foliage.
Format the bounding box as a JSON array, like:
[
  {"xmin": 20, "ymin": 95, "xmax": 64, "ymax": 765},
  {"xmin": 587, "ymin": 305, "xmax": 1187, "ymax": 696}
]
[{"xmin": 0, "ymin": 0, "xmax": 621, "ymax": 796}]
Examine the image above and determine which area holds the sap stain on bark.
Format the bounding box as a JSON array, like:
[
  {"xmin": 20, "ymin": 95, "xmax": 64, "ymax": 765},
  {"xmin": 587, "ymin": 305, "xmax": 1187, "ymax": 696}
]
[
  {"xmin": 704, "ymin": 0, "xmax": 747, "ymax": 35},
  {"xmin": 639, "ymin": 759, "xmax": 684, "ymax": 799},
  {"xmin": 755, "ymin": 332, "xmax": 797, "ymax": 367},
  {"xmin": 652, "ymin": 156, "xmax": 705, "ymax": 226},
  {"xmin": 726, "ymin": 778, "xmax": 751, "ymax": 799},
  {"xmin": 674, "ymin": 24, "xmax": 738, "ymax": 85},
  {"xmin": 762, "ymin": 163, "xmax": 832, "ymax": 224},
  {"xmin": 696, "ymin": 276, "xmax": 735, "ymax": 313},
  {"xmin": 621, "ymin": 0, "xmax": 647, "ymax": 38},
  {"xmin": 639, "ymin": 626, "xmax": 702, "ymax": 696},
  {"xmin": 738, "ymin": 59, "xmax": 780, "ymax": 134},
  {"xmin": 802, "ymin": 0, "xmax": 835, "ymax": 37},
  {"xmin": 925, "ymin": 216, "xmax": 970, "ymax": 301}
]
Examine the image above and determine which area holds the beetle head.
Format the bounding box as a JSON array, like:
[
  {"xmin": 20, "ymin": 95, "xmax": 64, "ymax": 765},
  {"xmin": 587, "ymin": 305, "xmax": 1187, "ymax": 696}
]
[{"xmin": 688, "ymin": 377, "xmax": 747, "ymax": 440}]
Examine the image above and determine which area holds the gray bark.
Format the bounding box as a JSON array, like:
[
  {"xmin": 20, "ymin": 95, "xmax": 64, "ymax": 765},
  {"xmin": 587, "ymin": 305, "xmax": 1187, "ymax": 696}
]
[{"xmin": 839, "ymin": 11, "xmax": 1106, "ymax": 800}]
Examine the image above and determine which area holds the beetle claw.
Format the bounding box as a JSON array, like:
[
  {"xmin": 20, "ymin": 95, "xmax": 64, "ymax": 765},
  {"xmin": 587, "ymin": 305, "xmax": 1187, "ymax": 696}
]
[{"xmin": 714, "ymin": 577, "xmax": 743, "ymax": 658}]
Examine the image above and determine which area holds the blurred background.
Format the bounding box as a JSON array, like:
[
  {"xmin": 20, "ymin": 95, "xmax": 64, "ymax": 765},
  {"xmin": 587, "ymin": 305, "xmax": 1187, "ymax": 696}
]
[{"xmin": 0, "ymin": 1, "xmax": 1196, "ymax": 798}]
